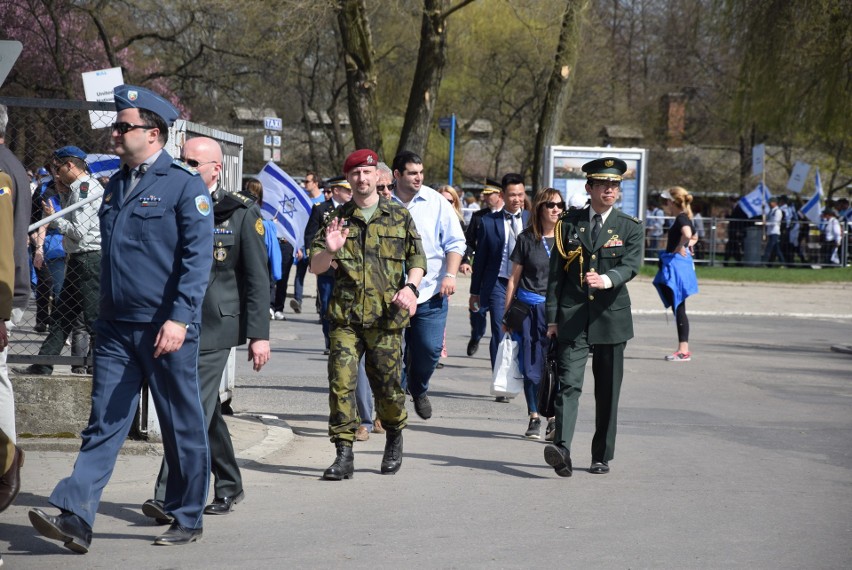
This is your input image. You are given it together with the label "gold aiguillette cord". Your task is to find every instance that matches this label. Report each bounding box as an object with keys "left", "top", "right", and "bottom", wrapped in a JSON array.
[{"left": 554, "top": 218, "right": 584, "bottom": 286}]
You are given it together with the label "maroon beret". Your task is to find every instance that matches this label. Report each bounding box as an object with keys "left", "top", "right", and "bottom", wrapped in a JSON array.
[{"left": 343, "top": 149, "right": 379, "bottom": 173}]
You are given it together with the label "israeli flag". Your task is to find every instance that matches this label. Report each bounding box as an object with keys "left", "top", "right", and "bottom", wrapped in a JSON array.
[
  {"left": 257, "top": 161, "right": 312, "bottom": 250},
  {"left": 801, "top": 168, "right": 823, "bottom": 225},
  {"left": 738, "top": 182, "right": 772, "bottom": 218},
  {"left": 86, "top": 154, "right": 120, "bottom": 178}
]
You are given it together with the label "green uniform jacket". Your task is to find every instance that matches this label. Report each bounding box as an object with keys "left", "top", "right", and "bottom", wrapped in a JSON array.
[
  {"left": 545, "top": 206, "right": 643, "bottom": 345},
  {"left": 200, "top": 190, "right": 270, "bottom": 351},
  {"left": 311, "top": 197, "right": 426, "bottom": 330}
]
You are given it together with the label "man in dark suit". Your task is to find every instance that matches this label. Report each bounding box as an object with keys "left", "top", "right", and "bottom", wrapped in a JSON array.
[
  {"left": 544, "top": 157, "right": 643, "bottom": 478},
  {"left": 304, "top": 176, "right": 352, "bottom": 354},
  {"left": 459, "top": 180, "right": 503, "bottom": 356},
  {"left": 468, "top": 173, "right": 529, "bottom": 380},
  {"left": 142, "top": 136, "right": 270, "bottom": 523}
]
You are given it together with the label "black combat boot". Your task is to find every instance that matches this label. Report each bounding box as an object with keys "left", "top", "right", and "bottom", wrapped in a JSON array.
[
  {"left": 380, "top": 429, "right": 403, "bottom": 475},
  {"left": 322, "top": 441, "right": 354, "bottom": 480}
]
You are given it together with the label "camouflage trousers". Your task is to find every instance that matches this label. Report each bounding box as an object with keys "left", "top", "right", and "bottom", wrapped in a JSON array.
[{"left": 328, "top": 323, "right": 408, "bottom": 443}]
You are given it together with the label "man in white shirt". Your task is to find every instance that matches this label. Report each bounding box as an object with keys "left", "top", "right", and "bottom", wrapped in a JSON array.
[
  {"left": 391, "top": 150, "right": 466, "bottom": 420},
  {"left": 762, "top": 196, "right": 785, "bottom": 264}
]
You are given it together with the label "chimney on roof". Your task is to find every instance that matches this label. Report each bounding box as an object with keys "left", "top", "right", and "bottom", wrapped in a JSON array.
[{"left": 660, "top": 92, "right": 688, "bottom": 148}]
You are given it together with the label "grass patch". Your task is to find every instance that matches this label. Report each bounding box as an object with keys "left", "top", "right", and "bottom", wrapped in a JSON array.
[{"left": 639, "top": 263, "right": 851, "bottom": 284}]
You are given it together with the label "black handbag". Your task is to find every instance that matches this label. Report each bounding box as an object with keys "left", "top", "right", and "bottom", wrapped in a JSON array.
[
  {"left": 501, "top": 297, "right": 531, "bottom": 332},
  {"left": 537, "top": 338, "right": 558, "bottom": 418}
]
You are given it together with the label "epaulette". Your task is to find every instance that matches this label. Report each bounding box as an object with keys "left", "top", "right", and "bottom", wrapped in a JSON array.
[
  {"left": 172, "top": 159, "right": 199, "bottom": 175},
  {"left": 221, "top": 192, "right": 249, "bottom": 209},
  {"left": 616, "top": 210, "right": 642, "bottom": 224}
]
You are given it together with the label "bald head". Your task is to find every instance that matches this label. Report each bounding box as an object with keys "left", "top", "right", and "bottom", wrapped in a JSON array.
[{"left": 182, "top": 136, "right": 223, "bottom": 190}]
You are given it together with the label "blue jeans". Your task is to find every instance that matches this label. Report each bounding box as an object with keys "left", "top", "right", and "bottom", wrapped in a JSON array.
[
  {"left": 763, "top": 234, "right": 785, "bottom": 263},
  {"left": 355, "top": 357, "right": 374, "bottom": 430},
  {"left": 293, "top": 257, "right": 309, "bottom": 303},
  {"left": 487, "top": 278, "right": 508, "bottom": 370},
  {"left": 402, "top": 294, "right": 449, "bottom": 397},
  {"left": 317, "top": 275, "right": 334, "bottom": 349}
]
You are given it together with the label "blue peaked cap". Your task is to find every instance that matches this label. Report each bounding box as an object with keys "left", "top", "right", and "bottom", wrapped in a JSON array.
[{"left": 114, "top": 84, "right": 179, "bottom": 126}]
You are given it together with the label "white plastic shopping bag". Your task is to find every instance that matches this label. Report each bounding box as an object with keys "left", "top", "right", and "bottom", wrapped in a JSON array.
[{"left": 491, "top": 336, "right": 524, "bottom": 397}]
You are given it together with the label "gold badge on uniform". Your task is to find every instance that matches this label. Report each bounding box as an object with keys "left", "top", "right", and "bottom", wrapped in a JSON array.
[
  {"left": 255, "top": 218, "right": 264, "bottom": 236},
  {"left": 605, "top": 159, "right": 614, "bottom": 167},
  {"left": 214, "top": 247, "right": 227, "bottom": 261}
]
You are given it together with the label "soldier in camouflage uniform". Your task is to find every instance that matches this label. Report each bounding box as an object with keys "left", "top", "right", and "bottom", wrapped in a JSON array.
[{"left": 311, "top": 149, "right": 425, "bottom": 480}]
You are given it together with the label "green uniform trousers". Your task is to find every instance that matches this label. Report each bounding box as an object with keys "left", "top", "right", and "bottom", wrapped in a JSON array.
[
  {"left": 554, "top": 332, "right": 625, "bottom": 463},
  {"left": 328, "top": 323, "right": 408, "bottom": 443}
]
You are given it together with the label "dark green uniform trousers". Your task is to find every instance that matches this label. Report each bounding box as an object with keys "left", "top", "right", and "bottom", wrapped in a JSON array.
[
  {"left": 155, "top": 348, "right": 241, "bottom": 501},
  {"left": 328, "top": 324, "right": 408, "bottom": 443},
  {"left": 554, "top": 332, "right": 625, "bottom": 463}
]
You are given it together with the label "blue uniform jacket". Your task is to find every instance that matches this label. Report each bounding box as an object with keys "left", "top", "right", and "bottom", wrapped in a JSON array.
[
  {"left": 98, "top": 151, "right": 214, "bottom": 324},
  {"left": 470, "top": 209, "right": 530, "bottom": 307}
]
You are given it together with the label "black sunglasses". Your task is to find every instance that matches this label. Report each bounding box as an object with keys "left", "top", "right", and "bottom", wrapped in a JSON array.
[
  {"left": 111, "top": 122, "right": 156, "bottom": 135},
  {"left": 183, "top": 158, "right": 218, "bottom": 168},
  {"left": 543, "top": 201, "right": 565, "bottom": 209},
  {"left": 376, "top": 184, "right": 393, "bottom": 192}
]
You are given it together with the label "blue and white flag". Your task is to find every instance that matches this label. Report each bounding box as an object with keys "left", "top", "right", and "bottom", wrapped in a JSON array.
[
  {"left": 738, "top": 182, "right": 772, "bottom": 218},
  {"left": 257, "top": 161, "right": 312, "bottom": 250},
  {"left": 801, "top": 168, "right": 823, "bottom": 225},
  {"left": 86, "top": 153, "right": 120, "bottom": 178}
]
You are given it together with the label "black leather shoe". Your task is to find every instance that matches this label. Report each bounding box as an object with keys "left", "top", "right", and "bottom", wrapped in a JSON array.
[
  {"left": 322, "top": 441, "right": 354, "bottom": 480},
  {"left": 153, "top": 523, "right": 202, "bottom": 546},
  {"left": 543, "top": 444, "right": 573, "bottom": 478},
  {"left": 204, "top": 490, "right": 245, "bottom": 515},
  {"left": 12, "top": 365, "right": 52, "bottom": 376},
  {"left": 0, "top": 445, "right": 24, "bottom": 513},
  {"left": 29, "top": 508, "right": 92, "bottom": 554},
  {"left": 466, "top": 338, "right": 480, "bottom": 356},
  {"left": 412, "top": 393, "right": 432, "bottom": 420},
  {"left": 589, "top": 461, "right": 610, "bottom": 474},
  {"left": 380, "top": 430, "right": 403, "bottom": 474},
  {"left": 495, "top": 396, "right": 510, "bottom": 403},
  {"left": 141, "top": 499, "right": 174, "bottom": 525}
]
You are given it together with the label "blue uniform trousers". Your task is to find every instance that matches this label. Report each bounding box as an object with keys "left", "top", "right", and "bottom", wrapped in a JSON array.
[{"left": 49, "top": 320, "right": 209, "bottom": 530}]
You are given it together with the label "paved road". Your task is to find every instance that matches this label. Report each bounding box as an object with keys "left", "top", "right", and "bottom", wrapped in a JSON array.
[{"left": 2, "top": 276, "right": 851, "bottom": 568}]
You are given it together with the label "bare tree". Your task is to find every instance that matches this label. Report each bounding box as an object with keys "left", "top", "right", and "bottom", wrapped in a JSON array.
[{"left": 531, "top": 0, "right": 589, "bottom": 191}]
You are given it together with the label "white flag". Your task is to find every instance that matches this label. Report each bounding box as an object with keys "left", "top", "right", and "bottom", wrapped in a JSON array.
[
  {"left": 752, "top": 143, "right": 765, "bottom": 176},
  {"left": 738, "top": 182, "right": 772, "bottom": 218},
  {"left": 257, "top": 161, "right": 312, "bottom": 251},
  {"left": 786, "top": 161, "right": 811, "bottom": 193},
  {"left": 800, "top": 168, "right": 823, "bottom": 225},
  {"left": 85, "top": 154, "right": 120, "bottom": 178}
]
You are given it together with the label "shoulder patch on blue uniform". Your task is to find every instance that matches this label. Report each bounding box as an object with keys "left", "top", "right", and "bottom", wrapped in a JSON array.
[
  {"left": 195, "top": 195, "right": 211, "bottom": 216},
  {"left": 172, "top": 159, "right": 199, "bottom": 175}
]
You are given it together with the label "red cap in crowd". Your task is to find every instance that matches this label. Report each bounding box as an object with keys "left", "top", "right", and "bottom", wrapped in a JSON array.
[{"left": 343, "top": 149, "right": 379, "bottom": 173}]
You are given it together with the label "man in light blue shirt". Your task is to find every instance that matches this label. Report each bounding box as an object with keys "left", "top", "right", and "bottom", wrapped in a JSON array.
[{"left": 392, "top": 151, "right": 465, "bottom": 420}]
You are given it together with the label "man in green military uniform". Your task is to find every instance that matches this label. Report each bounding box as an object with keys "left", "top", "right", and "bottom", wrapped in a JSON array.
[
  {"left": 142, "top": 136, "right": 270, "bottom": 523},
  {"left": 311, "top": 148, "right": 425, "bottom": 480},
  {"left": 544, "top": 157, "right": 643, "bottom": 477}
]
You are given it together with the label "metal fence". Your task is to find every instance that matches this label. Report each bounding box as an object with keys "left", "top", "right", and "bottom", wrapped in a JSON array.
[
  {"left": 643, "top": 217, "right": 850, "bottom": 267},
  {"left": 1, "top": 96, "right": 243, "bottom": 371}
]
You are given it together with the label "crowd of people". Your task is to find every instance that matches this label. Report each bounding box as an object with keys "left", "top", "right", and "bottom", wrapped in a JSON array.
[{"left": 0, "top": 81, "right": 847, "bottom": 561}]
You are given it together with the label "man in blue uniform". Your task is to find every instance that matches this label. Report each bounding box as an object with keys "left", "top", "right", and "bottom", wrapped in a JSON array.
[{"left": 28, "top": 84, "right": 214, "bottom": 552}]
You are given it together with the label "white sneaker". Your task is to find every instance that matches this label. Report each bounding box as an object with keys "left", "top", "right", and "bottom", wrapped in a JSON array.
[
  {"left": 664, "top": 352, "right": 691, "bottom": 362},
  {"left": 273, "top": 311, "right": 286, "bottom": 321},
  {"left": 269, "top": 308, "right": 274, "bottom": 319}
]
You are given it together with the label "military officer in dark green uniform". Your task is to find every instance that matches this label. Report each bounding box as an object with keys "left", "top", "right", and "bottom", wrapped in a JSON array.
[
  {"left": 311, "top": 149, "right": 425, "bottom": 481},
  {"left": 143, "top": 136, "right": 270, "bottom": 523},
  {"left": 544, "top": 157, "right": 643, "bottom": 477}
]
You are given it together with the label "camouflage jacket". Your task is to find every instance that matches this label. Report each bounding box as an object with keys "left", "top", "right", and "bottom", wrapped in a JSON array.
[{"left": 312, "top": 197, "right": 426, "bottom": 330}]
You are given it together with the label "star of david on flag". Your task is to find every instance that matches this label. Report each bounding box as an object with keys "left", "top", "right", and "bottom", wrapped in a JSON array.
[
  {"left": 738, "top": 182, "right": 772, "bottom": 218},
  {"left": 257, "top": 161, "right": 312, "bottom": 250}
]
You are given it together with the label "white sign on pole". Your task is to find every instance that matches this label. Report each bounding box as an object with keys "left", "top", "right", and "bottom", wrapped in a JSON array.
[
  {"left": 272, "top": 148, "right": 281, "bottom": 162},
  {"left": 82, "top": 67, "right": 124, "bottom": 129},
  {"left": 264, "top": 117, "right": 282, "bottom": 131},
  {"left": 752, "top": 143, "right": 765, "bottom": 176},
  {"left": 273, "top": 136, "right": 281, "bottom": 148},
  {"left": 785, "top": 161, "right": 811, "bottom": 193},
  {"left": 264, "top": 135, "right": 273, "bottom": 146}
]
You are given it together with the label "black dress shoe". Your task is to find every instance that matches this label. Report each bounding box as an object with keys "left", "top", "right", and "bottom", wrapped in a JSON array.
[
  {"left": 495, "top": 396, "right": 510, "bottom": 403},
  {"left": 12, "top": 365, "right": 52, "bottom": 376},
  {"left": 380, "top": 430, "right": 403, "bottom": 474},
  {"left": 322, "top": 441, "right": 354, "bottom": 480},
  {"left": 589, "top": 461, "right": 610, "bottom": 474},
  {"left": 153, "top": 523, "right": 202, "bottom": 546},
  {"left": 466, "top": 338, "right": 480, "bottom": 356},
  {"left": 204, "top": 490, "right": 245, "bottom": 515},
  {"left": 0, "top": 445, "right": 24, "bottom": 513},
  {"left": 412, "top": 393, "right": 432, "bottom": 420},
  {"left": 29, "top": 508, "right": 92, "bottom": 554},
  {"left": 141, "top": 499, "right": 174, "bottom": 525},
  {"left": 543, "top": 444, "right": 573, "bottom": 478}
]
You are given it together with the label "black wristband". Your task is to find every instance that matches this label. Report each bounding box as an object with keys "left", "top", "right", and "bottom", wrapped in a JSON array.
[{"left": 403, "top": 283, "right": 419, "bottom": 298}]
